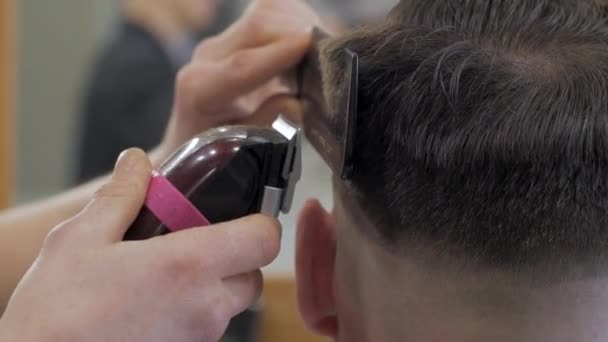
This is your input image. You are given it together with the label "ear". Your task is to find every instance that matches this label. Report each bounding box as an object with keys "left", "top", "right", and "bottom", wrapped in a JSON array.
[{"left": 295, "top": 199, "right": 338, "bottom": 338}]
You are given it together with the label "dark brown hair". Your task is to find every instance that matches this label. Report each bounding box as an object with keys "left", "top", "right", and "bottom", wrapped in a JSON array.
[{"left": 323, "top": 0, "right": 608, "bottom": 274}]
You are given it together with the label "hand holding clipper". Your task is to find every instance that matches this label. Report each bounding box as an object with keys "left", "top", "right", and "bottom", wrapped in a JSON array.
[{"left": 125, "top": 116, "right": 302, "bottom": 241}]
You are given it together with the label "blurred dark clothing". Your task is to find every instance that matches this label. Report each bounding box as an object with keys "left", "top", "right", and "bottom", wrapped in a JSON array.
[
  {"left": 75, "top": 2, "right": 241, "bottom": 184},
  {"left": 76, "top": 20, "right": 176, "bottom": 183}
]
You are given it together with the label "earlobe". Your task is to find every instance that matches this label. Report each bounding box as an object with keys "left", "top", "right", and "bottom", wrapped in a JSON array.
[{"left": 295, "top": 199, "right": 339, "bottom": 338}]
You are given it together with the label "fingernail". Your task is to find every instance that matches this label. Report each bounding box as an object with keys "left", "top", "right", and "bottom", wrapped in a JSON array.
[{"left": 114, "top": 149, "right": 140, "bottom": 175}]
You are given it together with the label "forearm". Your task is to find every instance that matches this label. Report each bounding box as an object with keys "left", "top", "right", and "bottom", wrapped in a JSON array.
[
  {"left": 0, "top": 175, "right": 106, "bottom": 307},
  {"left": 0, "top": 148, "right": 167, "bottom": 310}
]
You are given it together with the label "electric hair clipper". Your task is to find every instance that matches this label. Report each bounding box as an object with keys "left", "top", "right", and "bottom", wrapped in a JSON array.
[{"left": 124, "top": 116, "right": 302, "bottom": 240}]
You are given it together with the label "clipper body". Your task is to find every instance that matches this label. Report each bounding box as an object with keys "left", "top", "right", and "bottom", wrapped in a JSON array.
[{"left": 125, "top": 118, "right": 301, "bottom": 240}]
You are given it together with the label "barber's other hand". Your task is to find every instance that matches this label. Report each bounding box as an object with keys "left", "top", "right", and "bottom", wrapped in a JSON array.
[
  {"left": 0, "top": 149, "right": 281, "bottom": 342},
  {"left": 160, "top": 0, "right": 320, "bottom": 156}
]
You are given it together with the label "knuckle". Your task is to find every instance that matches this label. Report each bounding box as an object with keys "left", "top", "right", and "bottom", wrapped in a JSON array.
[
  {"left": 176, "top": 66, "right": 198, "bottom": 95},
  {"left": 161, "top": 247, "right": 205, "bottom": 282},
  {"left": 43, "top": 222, "right": 76, "bottom": 250},
  {"left": 194, "top": 38, "right": 217, "bottom": 59},
  {"left": 243, "top": 14, "right": 266, "bottom": 38},
  {"left": 193, "top": 38, "right": 213, "bottom": 60},
  {"left": 226, "top": 50, "right": 255, "bottom": 80},
  {"left": 176, "top": 64, "right": 215, "bottom": 105},
  {"left": 193, "top": 44, "right": 206, "bottom": 60},
  {"left": 163, "top": 251, "right": 194, "bottom": 276}
]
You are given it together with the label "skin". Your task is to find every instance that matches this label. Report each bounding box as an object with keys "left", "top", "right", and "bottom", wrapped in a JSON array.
[
  {"left": 294, "top": 182, "right": 608, "bottom": 341},
  {"left": 0, "top": 1, "right": 320, "bottom": 340}
]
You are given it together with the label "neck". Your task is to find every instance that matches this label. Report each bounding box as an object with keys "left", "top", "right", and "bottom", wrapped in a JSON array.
[
  {"left": 123, "top": 0, "right": 187, "bottom": 46},
  {"left": 344, "top": 242, "right": 608, "bottom": 341},
  {"left": 334, "top": 210, "right": 608, "bottom": 342}
]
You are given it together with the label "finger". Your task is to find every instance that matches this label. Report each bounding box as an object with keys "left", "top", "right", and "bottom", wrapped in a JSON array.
[
  {"left": 180, "top": 33, "right": 311, "bottom": 124},
  {"left": 194, "top": 13, "right": 302, "bottom": 61},
  {"left": 152, "top": 215, "right": 282, "bottom": 278},
  {"left": 196, "top": 0, "right": 319, "bottom": 60},
  {"left": 222, "top": 270, "right": 264, "bottom": 317},
  {"left": 218, "top": 33, "right": 311, "bottom": 105},
  {"left": 227, "top": 78, "right": 293, "bottom": 122},
  {"left": 239, "top": 94, "right": 304, "bottom": 127},
  {"left": 73, "top": 149, "right": 152, "bottom": 243},
  {"left": 196, "top": 34, "right": 310, "bottom": 115}
]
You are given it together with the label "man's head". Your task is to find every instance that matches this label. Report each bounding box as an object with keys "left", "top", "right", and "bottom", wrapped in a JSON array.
[{"left": 295, "top": 1, "right": 608, "bottom": 341}]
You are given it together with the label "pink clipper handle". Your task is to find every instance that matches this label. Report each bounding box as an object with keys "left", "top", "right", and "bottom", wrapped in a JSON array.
[{"left": 144, "top": 172, "right": 211, "bottom": 232}]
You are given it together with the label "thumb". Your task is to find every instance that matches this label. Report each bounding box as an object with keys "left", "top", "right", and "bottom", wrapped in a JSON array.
[{"left": 76, "top": 148, "right": 152, "bottom": 243}]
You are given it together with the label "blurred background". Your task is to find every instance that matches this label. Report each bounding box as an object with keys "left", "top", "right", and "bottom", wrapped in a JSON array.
[{"left": 2, "top": 0, "right": 396, "bottom": 341}]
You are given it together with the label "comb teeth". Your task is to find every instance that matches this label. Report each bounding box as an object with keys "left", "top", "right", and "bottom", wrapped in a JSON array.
[
  {"left": 298, "top": 28, "right": 359, "bottom": 180},
  {"left": 341, "top": 49, "right": 359, "bottom": 179}
]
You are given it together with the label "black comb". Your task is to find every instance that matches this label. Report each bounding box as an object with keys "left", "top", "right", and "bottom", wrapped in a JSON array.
[{"left": 298, "top": 28, "right": 359, "bottom": 180}]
